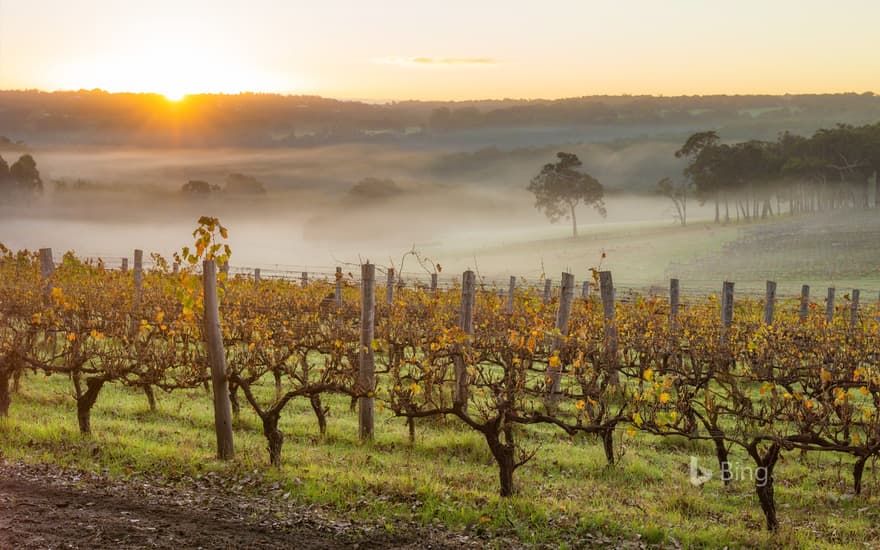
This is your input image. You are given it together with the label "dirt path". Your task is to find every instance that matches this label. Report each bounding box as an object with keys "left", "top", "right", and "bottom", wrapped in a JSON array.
[{"left": 0, "top": 461, "right": 482, "bottom": 549}]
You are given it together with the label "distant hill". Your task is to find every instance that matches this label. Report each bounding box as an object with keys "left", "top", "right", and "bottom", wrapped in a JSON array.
[{"left": 2, "top": 90, "right": 879, "bottom": 149}]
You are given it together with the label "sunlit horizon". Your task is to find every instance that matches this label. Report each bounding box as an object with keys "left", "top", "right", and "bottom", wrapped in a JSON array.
[{"left": 1, "top": 1, "right": 879, "bottom": 102}]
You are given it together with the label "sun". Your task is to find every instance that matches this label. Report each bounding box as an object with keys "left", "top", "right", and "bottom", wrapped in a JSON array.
[{"left": 162, "top": 90, "right": 187, "bottom": 102}]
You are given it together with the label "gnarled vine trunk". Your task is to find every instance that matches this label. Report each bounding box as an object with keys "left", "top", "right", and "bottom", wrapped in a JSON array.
[
  {"left": 0, "top": 367, "right": 11, "bottom": 417},
  {"left": 76, "top": 377, "right": 105, "bottom": 435},
  {"left": 262, "top": 412, "right": 284, "bottom": 467},
  {"left": 485, "top": 431, "right": 516, "bottom": 497},
  {"left": 309, "top": 393, "right": 327, "bottom": 436}
]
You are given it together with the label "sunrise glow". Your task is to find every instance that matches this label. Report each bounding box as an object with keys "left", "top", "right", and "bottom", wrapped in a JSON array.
[{"left": 0, "top": 0, "right": 877, "bottom": 100}]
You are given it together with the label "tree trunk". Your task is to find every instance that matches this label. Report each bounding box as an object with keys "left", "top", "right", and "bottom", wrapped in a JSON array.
[
  {"left": 570, "top": 202, "right": 578, "bottom": 238},
  {"left": 229, "top": 383, "right": 240, "bottom": 420},
  {"left": 76, "top": 377, "right": 105, "bottom": 435},
  {"left": 875, "top": 172, "right": 879, "bottom": 208},
  {"left": 273, "top": 368, "right": 283, "bottom": 401},
  {"left": 485, "top": 431, "right": 516, "bottom": 497},
  {"left": 756, "top": 475, "right": 777, "bottom": 531},
  {"left": 853, "top": 455, "right": 868, "bottom": 495},
  {"left": 714, "top": 194, "right": 720, "bottom": 223},
  {"left": 712, "top": 432, "right": 731, "bottom": 486},
  {"left": 407, "top": 417, "right": 416, "bottom": 444},
  {"left": 601, "top": 428, "right": 615, "bottom": 465},
  {"left": 262, "top": 412, "right": 284, "bottom": 468},
  {"left": 12, "top": 370, "right": 22, "bottom": 393},
  {"left": 309, "top": 393, "right": 327, "bottom": 436},
  {"left": 0, "top": 367, "right": 11, "bottom": 417},
  {"left": 143, "top": 385, "right": 157, "bottom": 412},
  {"left": 750, "top": 443, "right": 780, "bottom": 531}
]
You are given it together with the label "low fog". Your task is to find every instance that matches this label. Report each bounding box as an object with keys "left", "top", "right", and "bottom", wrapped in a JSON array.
[
  {"left": 2, "top": 140, "right": 877, "bottom": 294},
  {"left": 0, "top": 143, "right": 716, "bottom": 281}
]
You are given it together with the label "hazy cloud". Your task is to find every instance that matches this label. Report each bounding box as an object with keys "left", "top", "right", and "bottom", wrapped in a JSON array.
[{"left": 375, "top": 57, "right": 498, "bottom": 67}]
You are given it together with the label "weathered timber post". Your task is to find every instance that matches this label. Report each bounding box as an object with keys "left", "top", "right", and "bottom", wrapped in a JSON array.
[
  {"left": 669, "top": 278, "right": 680, "bottom": 329},
  {"left": 121, "top": 257, "right": 128, "bottom": 273},
  {"left": 507, "top": 276, "right": 516, "bottom": 314},
  {"left": 253, "top": 268, "right": 261, "bottom": 284},
  {"left": 764, "top": 280, "right": 776, "bottom": 325},
  {"left": 386, "top": 268, "right": 394, "bottom": 305},
  {"left": 582, "top": 280, "right": 590, "bottom": 299},
  {"left": 359, "top": 263, "right": 376, "bottom": 441},
  {"left": 430, "top": 273, "right": 438, "bottom": 292},
  {"left": 301, "top": 271, "right": 308, "bottom": 288},
  {"left": 543, "top": 278, "right": 552, "bottom": 304},
  {"left": 172, "top": 262, "right": 180, "bottom": 275},
  {"left": 826, "top": 287, "right": 835, "bottom": 324},
  {"left": 454, "top": 270, "right": 476, "bottom": 409},
  {"left": 203, "top": 260, "right": 235, "bottom": 460},
  {"left": 39, "top": 248, "right": 54, "bottom": 299},
  {"left": 721, "top": 281, "right": 734, "bottom": 344},
  {"left": 851, "top": 289, "right": 860, "bottom": 331},
  {"left": 599, "top": 271, "right": 619, "bottom": 385},
  {"left": 547, "top": 272, "right": 575, "bottom": 399},
  {"left": 131, "top": 250, "right": 144, "bottom": 334},
  {"left": 335, "top": 267, "right": 343, "bottom": 304},
  {"left": 799, "top": 285, "right": 810, "bottom": 321},
  {"left": 133, "top": 249, "right": 156, "bottom": 411}
]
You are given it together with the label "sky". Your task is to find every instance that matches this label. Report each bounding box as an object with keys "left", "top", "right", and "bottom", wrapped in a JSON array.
[{"left": 0, "top": 0, "right": 878, "bottom": 101}]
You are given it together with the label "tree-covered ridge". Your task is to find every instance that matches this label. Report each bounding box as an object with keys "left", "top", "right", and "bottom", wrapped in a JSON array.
[
  {"left": 2, "top": 89, "right": 880, "bottom": 147},
  {"left": 675, "top": 123, "right": 880, "bottom": 223}
]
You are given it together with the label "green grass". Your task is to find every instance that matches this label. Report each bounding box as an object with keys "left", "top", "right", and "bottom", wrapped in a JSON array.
[{"left": 3, "top": 374, "right": 880, "bottom": 548}]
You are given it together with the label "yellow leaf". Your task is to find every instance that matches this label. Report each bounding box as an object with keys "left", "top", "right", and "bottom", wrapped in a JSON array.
[
  {"left": 632, "top": 412, "right": 643, "bottom": 427},
  {"left": 576, "top": 399, "right": 585, "bottom": 410},
  {"left": 549, "top": 355, "right": 561, "bottom": 368},
  {"left": 659, "top": 392, "right": 670, "bottom": 404},
  {"left": 643, "top": 369, "right": 653, "bottom": 381}
]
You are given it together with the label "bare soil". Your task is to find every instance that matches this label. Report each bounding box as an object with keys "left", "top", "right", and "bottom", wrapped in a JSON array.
[{"left": 0, "top": 460, "right": 484, "bottom": 549}]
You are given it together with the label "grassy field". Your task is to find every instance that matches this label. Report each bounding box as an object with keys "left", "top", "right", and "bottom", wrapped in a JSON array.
[
  {"left": 3, "top": 374, "right": 879, "bottom": 548},
  {"left": 443, "top": 209, "right": 880, "bottom": 298}
]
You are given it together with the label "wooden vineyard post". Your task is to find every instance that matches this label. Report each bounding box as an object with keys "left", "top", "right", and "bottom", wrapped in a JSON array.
[
  {"left": 134, "top": 249, "right": 156, "bottom": 411},
  {"left": 39, "top": 248, "right": 54, "bottom": 299},
  {"left": 507, "top": 276, "right": 516, "bottom": 314},
  {"left": 172, "top": 262, "right": 179, "bottom": 275},
  {"left": 359, "top": 263, "right": 376, "bottom": 441},
  {"left": 121, "top": 257, "right": 128, "bottom": 273},
  {"left": 547, "top": 272, "right": 575, "bottom": 400},
  {"left": 851, "top": 289, "right": 860, "bottom": 331},
  {"left": 220, "top": 262, "right": 229, "bottom": 277},
  {"left": 386, "top": 268, "right": 394, "bottom": 305},
  {"left": 203, "top": 260, "right": 235, "bottom": 460},
  {"left": 335, "top": 267, "right": 343, "bottom": 304},
  {"left": 599, "top": 271, "right": 619, "bottom": 385},
  {"left": 430, "top": 273, "right": 438, "bottom": 292},
  {"left": 582, "top": 280, "right": 590, "bottom": 299},
  {"left": 721, "top": 281, "right": 734, "bottom": 344},
  {"left": 130, "top": 249, "right": 144, "bottom": 335},
  {"left": 254, "top": 268, "right": 261, "bottom": 284},
  {"left": 764, "top": 280, "right": 776, "bottom": 325},
  {"left": 799, "top": 285, "right": 810, "bottom": 321},
  {"left": 543, "top": 278, "right": 552, "bottom": 304},
  {"left": 454, "top": 270, "right": 476, "bottom": 409},
  {"left": 669, "top": 278, "right": 680, "bottom": 330},
  {"left": 826, "top": 287, "right": 835, "bottom": 324},
  {"left": 301, "top": 271, "right": 308, "bottom": 288}
]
